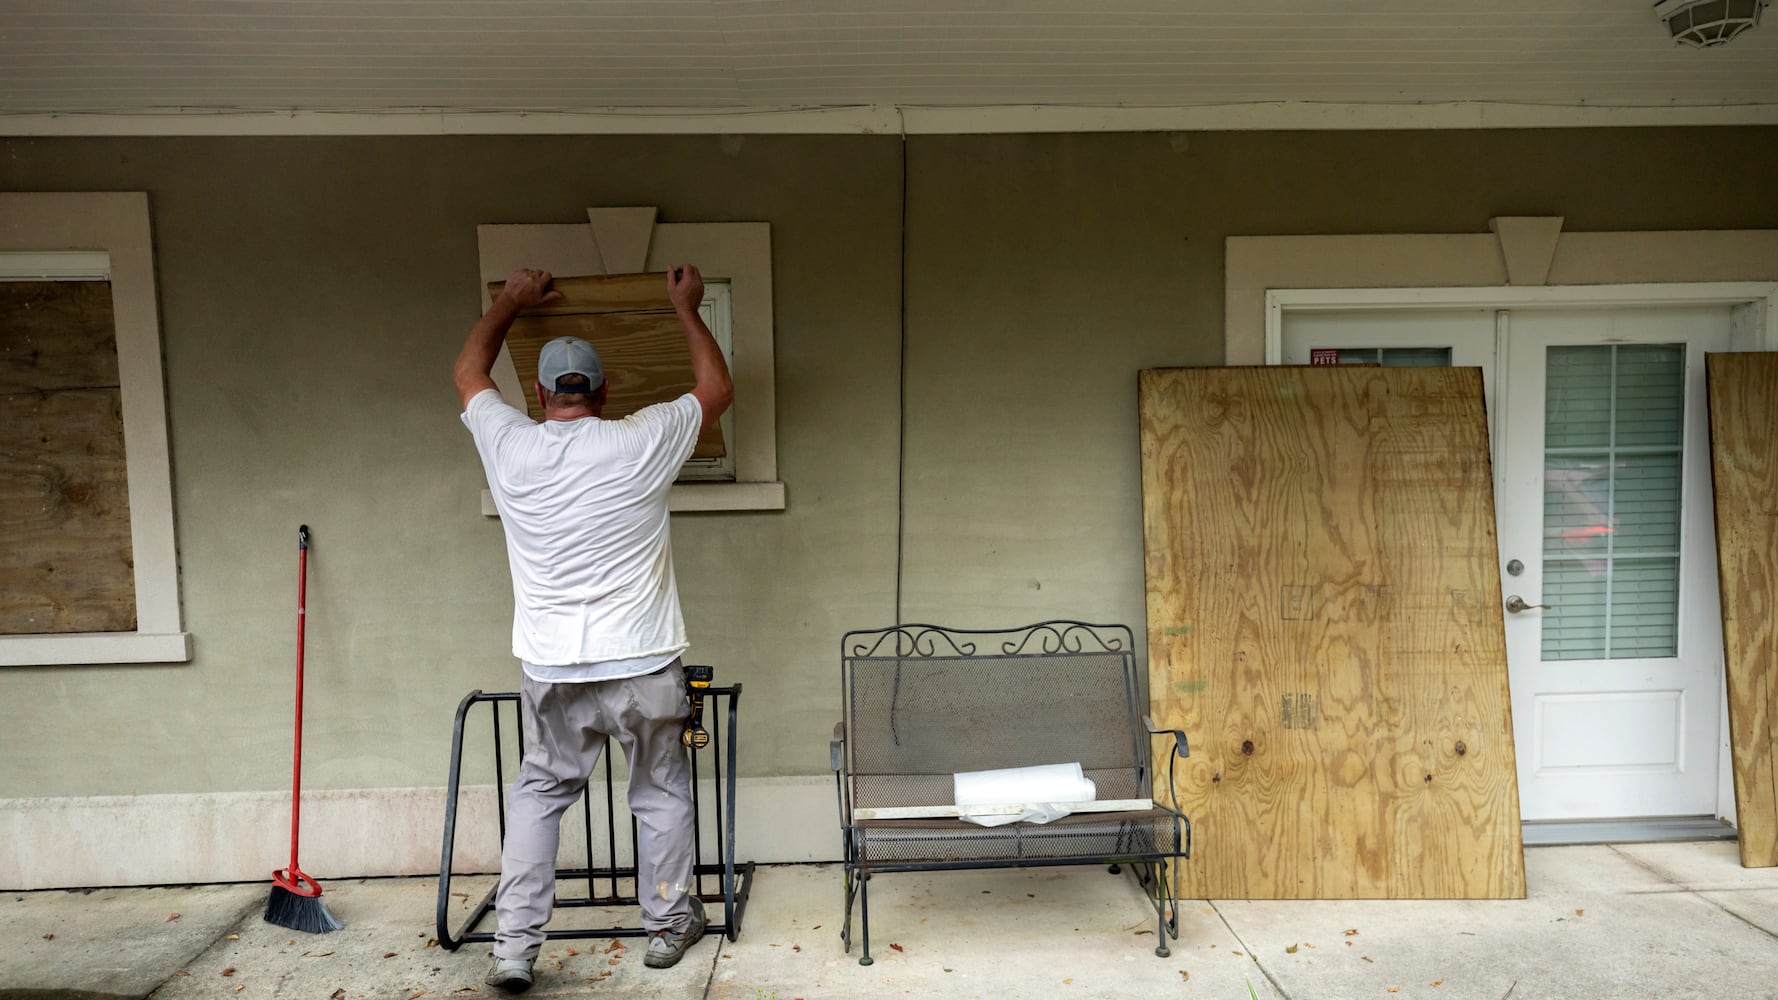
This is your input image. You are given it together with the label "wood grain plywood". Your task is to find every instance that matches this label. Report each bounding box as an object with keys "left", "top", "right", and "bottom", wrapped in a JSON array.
[
  {"left": 1140, "top": 365, "right": 1523, "bottom": 899},
  {"left": 489, "top": 272, "right": 724, "bottom": 460},
  {"left": 0, "top": 389, "right": 135, "bottom": 635},
  {"left": 0, "top": 281, "right": 119, "bottom": 394},
  {"left": 1707, "top": 352, "right": 1778, "bottom": 869}
]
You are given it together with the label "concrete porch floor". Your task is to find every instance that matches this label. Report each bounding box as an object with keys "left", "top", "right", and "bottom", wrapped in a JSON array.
[{"left": 3, "top": 840, "right": 1776, "bottom": 1000}]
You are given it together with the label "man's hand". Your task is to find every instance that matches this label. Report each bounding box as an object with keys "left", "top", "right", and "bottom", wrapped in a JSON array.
[
  {"left": 667, "top": 264, "right": 704, "bottom": 314},
  {"left": 456, "top": 267, "right": 561, "bottom": 409},
  {"left": 498, "top": 268, "right": 563, "bottom": 310}
]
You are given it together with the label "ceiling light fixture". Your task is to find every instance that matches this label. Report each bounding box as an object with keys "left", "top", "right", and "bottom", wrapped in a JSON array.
[{"left": 1654, "top": 0, "right": 1767, "bottom": 46}]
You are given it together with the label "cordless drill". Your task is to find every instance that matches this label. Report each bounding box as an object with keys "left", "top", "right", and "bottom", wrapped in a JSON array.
[{"left": 683, "top": 665, "right": 713, "bottom": 749}]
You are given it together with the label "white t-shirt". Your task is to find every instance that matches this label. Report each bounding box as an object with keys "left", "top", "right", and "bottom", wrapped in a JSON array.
[{"left": 461, "top": 389, "right": 702, "bottom": 676}]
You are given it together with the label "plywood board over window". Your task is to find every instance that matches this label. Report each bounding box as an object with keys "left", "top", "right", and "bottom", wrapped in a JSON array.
[
  {"left": 0, "top": 280, "right": 135, "bottom": 634},
  {"left": 487, "top": 272, "right": 726, "bottom": 462},
  {"left": 476, "top": 207, "right": 782, "bottom": 512},
  {"left": 1707, "top": 352, "right": 1778, "bottom": 869},
  {"left": 1140, "top": 365, "right": 1524, "bottom": 899},
  {"left": 1, "top": 193, "right": 189, "bottom": 666}
]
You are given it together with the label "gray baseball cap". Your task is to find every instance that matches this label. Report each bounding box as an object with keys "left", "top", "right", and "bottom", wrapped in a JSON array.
[{"left": 537, "top": 336, "right": 605, "bottom": 393}]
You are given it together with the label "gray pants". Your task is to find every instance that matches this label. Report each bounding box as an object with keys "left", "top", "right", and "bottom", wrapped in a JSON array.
[{"left": 494, "top": 661, "right": 696, "bottom": 960}]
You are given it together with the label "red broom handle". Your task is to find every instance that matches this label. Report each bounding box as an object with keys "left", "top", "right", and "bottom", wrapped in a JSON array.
[{"left": 290, "top": 524, "right": 309, "bottom": 871}]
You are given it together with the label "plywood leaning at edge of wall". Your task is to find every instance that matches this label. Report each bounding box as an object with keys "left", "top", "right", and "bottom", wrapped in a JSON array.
[
  {"left": 1707, "top": 352, "right": 1778, "bottom": 869},
  {"left": 1139, "top": 365, "right": 1525, "bottom": 899},
  {"left": 487, "top": 271, "right": 725, "bottom": 460}
]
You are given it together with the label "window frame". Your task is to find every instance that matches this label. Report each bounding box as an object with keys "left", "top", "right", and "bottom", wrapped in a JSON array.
[
  {"left": 475, "top": 212, "right": 784, "bottom": 512},
  {"left": 0, "top": 194, "right": 191, "bottom": 666}
]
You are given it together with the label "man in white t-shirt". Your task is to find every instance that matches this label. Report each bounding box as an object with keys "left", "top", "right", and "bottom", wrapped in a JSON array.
[{"left": 454, "top": 265, "right": 733, "bottom": 993}]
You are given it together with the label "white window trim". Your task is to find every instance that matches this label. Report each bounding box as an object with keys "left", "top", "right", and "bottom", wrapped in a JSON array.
[
  {"left": 1228, "top": 221, "right": 1778, "bottom": 365},
  {"left": 0, "top": 194, "right": 191, "bottom": 666},
  {"left": 1264, "top": 283, "right": 1778, "bottom": 362},
  {"left": 475, "top": 212, "right": 783, "bottom": 512}
]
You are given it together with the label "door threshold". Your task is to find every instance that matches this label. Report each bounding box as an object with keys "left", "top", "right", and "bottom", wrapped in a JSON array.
[{"left": 1522, "top": 816, "right": 1737, "bottom": 846}]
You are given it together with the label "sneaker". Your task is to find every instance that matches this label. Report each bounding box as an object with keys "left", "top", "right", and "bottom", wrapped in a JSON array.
[
  {"left": 644, "top": 897, "right": 707, "bottom": 969},
  {"left": 485, "top": 956, "right": 534, "bottom": 994}
]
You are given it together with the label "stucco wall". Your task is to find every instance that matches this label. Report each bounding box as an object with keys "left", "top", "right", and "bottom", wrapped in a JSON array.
[
  {"left": 0, "top": 134, "right": 904, "bottom": 800},
  {"left": 2, "top": 128, "right": 1776, "bottom": 881}
]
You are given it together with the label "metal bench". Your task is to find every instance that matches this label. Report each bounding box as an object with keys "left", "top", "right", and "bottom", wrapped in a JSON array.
[{"left": 830, "top": 621, "right": 1191, "bottom": 965}]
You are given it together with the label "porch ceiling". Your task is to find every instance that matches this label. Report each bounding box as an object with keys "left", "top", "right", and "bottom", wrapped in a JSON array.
[{"left": 3, "top": 1, "right": 1777, "bottom": 122}]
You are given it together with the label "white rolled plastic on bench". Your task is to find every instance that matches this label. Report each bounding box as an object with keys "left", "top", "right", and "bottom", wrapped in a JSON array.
[
  {"left": 850, "top": 763, "right": 1157, "bottom": 826},
  {"left": 954, "top": 763, "right": 1093, "bottom": 827}
]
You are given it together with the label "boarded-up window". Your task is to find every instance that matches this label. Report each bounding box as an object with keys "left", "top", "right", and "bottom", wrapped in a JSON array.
[
  {"left": 488, "top": 272, "right": 734, "bottom": 481},
  {"left": 0, "top": 280, "right": 136, "bottom": 635}
]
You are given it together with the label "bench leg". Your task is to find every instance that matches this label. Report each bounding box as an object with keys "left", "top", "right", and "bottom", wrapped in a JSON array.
[
  {"left": 1153, "top": 859, "right": 1175, "bottom": 957},
  {"left": 1154, "top": 887, "right": 1170, "bottom": 958},
  {"left": 841, "top": 870, "right": 854, "bottom": 953},
  {"left": 857, "top": 873, "right": 874, "bottom": 966}
]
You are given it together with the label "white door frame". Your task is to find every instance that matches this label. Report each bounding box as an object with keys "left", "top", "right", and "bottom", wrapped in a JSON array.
[
  {"left": 1267, "top": 282, "right": 1778, "bottom": 355},
  {"left": 1266, "top": 280, "right": 1778, "bottom": 829}
]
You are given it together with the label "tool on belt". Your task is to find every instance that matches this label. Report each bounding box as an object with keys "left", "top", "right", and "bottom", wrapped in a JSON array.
[{"left": 683, "top": 664, "right": 714, "bottom": 748}]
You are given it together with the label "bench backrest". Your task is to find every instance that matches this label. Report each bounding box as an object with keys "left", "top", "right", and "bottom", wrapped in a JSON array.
[{"left": 840, "top": 622, "right": 1146, "bottom": 811}]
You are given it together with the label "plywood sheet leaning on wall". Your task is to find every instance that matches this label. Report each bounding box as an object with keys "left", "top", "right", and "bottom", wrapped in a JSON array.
[
  {"left": 1707, "top": 352, "right": 1778, "bottom": 869},
  {"left": 487, "top": 272, "right": 725, "bottom": 460},
  {"left": 1139, "top": 365, "right": 1524, "bottom": 899},
  {"left": 0, "top": 280, "right": 135, "bottom": 635}
]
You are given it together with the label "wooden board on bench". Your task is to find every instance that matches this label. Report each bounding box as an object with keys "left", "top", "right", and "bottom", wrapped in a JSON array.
[{"left": 853, "top": 798, "right": 1155, "bottom": 821}]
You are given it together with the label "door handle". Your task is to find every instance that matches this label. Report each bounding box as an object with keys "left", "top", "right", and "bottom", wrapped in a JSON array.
[{"left": 1505, "top": 595, "right": 1552, "bottom": 614}]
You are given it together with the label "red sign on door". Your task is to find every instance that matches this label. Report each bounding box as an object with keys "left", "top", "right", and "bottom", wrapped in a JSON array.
[{"left": 1309, "top": 348, "right": 1340, "bottom": 366}]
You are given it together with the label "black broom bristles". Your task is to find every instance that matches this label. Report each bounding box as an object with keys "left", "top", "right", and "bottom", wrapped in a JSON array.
[{"left": 264, "top": 883, "right": 345, "bottom": 934}]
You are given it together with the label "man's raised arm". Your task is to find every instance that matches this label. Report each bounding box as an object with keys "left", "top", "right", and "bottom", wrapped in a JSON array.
[
  {"left": 453, "top": 268, "right": 562, "bottom": 410},
  {"left": 667, "top": 264, "right": 734, "bottom": 433}
]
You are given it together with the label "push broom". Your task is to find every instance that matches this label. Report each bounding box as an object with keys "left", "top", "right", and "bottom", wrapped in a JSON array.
[{"left": 265, "top": 524, "right": 344, "bottom": 933}]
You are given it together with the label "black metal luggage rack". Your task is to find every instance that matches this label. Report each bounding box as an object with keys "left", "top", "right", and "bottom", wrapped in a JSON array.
[{"left": 435, "top": 674, "right": 753, "bottom": 949}]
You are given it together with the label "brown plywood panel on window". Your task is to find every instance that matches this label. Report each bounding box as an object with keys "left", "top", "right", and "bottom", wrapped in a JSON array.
[
  {"left": 489, "top": 271, "right": 724, "bottom": 460},
  {"left": 1707, "top": 352, "right": 1778, "bottom": 869},
  {"left": 1140, "top": 365, "right": 1523, "bottom": 899},
  {"left": 0, "top": 281, "right": 120, "bottom": 394},
  {"left": 0, "top": 388, "right": 135, "bottom": 635}
]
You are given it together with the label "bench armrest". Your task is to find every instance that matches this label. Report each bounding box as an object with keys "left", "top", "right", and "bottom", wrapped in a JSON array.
[
  {"left": 830, "top": 721, "right": 846, "bottom": 772},
  {"left": 1144, "top": 715, "right": 1190, "bottom": 758}
]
